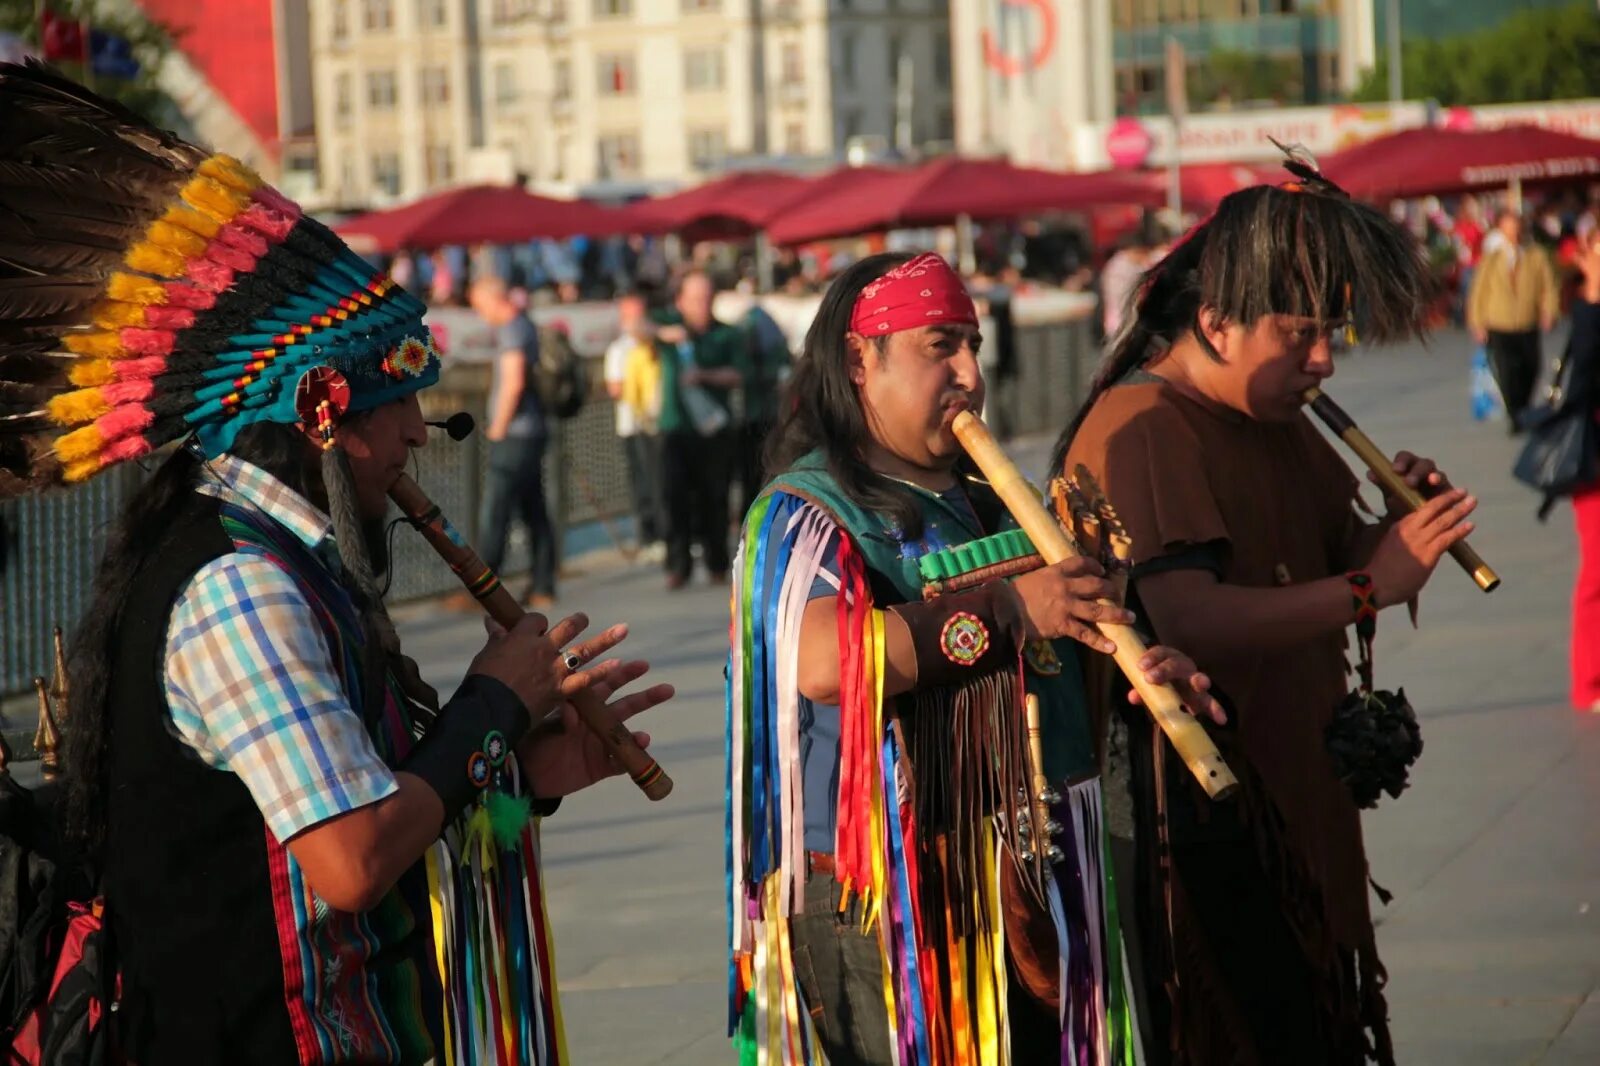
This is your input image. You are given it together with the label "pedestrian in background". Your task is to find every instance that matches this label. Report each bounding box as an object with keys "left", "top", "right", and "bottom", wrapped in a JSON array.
[
  {"left": 1469, "top": 209, "right": 1561, "bottom": 431},
  {"left": 467, "top": 275, "right": 557, "bottom": 608},
  {"left": 604, "top": 291, "right": 665, "bottom": 557},
  {"left": 656, "top": 270, "right": 744, "bottom": 589},
  {"left": 1553, "top": 233, "right": 1600, "bottom": 711},
  {"left": 735, "top": 302, "right": 791, "bottom": 516}
]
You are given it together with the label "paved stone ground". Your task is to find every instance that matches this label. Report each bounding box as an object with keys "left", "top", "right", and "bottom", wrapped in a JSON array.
[{"left": 4, "top": 326, "right": 1566, "bottom": 1063}]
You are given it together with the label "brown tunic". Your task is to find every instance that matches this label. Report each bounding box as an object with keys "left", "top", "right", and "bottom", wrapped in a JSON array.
[{"left": 1066, "top": 377, "right": 1390, "bottom": 1064}]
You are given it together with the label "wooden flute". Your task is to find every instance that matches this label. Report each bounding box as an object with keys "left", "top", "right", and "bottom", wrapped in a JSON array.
[
  {"left": 1303, "top": 387, "right": 1500, "bottom": 594},
  {"left": 388, "top": 473, "right": 673, "bottom": 801},
  {"left": 951, "top": 412, "right": 1238, "bottom": 801}
]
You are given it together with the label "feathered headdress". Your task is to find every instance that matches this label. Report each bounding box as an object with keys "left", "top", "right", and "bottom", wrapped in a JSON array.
[{"left": 0, "top": 60, "right": 440, "bottom": 498}]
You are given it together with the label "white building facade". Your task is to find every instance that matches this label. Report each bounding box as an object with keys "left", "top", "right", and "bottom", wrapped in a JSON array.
[{"left": 310, "top": 0, "right": 954, "bottom": 208}]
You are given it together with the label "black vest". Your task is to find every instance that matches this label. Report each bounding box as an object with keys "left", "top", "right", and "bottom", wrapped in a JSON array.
[{"left": 102, "top": 497, "right": 300, "bottom": 1065}]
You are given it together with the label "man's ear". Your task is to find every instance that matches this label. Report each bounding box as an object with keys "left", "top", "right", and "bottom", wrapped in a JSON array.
[
  {"left": 845, "top": 332, "right": 870, "bottom": 385},
  {"left": 1196, "top": 306, "right": 1231, "bottom": 359}
]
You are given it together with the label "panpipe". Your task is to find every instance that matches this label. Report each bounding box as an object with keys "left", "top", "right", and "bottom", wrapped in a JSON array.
[
  {"left": 389, "top": 473, "right": 673, "bottom": 801},
  {"left": 951, "top": 410, "right": 1238, "bottom": 800}
]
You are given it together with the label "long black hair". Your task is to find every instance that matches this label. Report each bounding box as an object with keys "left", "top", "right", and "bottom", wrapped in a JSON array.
[
  {"left": 1052, "top": 181, "right": 1436, "bottom": 472},
  {"left": 63, "top": 422, "right": 313, "bottom": 852},
  {"left": 764, "top": 251, "right": 942, "bottom": 539}
]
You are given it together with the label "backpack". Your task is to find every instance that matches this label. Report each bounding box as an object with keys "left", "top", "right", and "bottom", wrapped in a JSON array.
[{"left": 532, "top": 324, "right": 587, "bottom": 420}]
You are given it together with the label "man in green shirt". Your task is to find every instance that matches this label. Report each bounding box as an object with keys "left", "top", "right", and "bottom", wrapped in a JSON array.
[{"left": 656, "top": 269, "right": 747, "bottom": 588}]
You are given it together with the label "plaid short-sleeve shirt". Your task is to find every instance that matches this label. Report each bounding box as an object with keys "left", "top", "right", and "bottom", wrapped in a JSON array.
[{"left": 164, "top": 455, "right": 398, "bottom": 843}]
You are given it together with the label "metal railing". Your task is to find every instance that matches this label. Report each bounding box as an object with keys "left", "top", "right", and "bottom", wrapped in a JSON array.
[{"left": 0, "top": 318, "right": 1096, "bottom": 698}]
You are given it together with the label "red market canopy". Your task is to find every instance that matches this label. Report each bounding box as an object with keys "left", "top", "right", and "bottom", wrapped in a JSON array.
[
  {"left": 765, "top": 157, "right": 1163, "bottom": 246},
  {"left": 621, "top": 171, "right": 814, "bottom": 239},
  {"left": 1318, "top": 125, "right": 1600, "bottom": 201},
  {"left": 1139, "top": 162, "right": 1278, "bottom": 209},
  {"left": 335, "top": 184, "right": 630, "bottom": 254}
]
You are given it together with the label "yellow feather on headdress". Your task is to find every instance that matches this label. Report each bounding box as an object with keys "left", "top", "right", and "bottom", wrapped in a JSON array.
[
  {"left": 124, "top": 242, "right": 187, "bottom": 278},
  {"left": 63, "top": 333, "right": 127, "bottom": 359},
  {"left": 106, "top": 273, "right": 168, "bottom": 306},
  {"left": 47, "top": 388, "right": 111, "bottom": 426},
  {"left": 54, "top": 424, "right": 105, "bottom": 464},
  {"left": 198, "top": 154, "right": 263, "bottom": 194},
  {"left": 61, "top": 457, "right": 104, "bottom": 484},
  {"left": 68, "top": 360, "right": 117, "bottom": 387},
  {"left": 145, "top": 221, "right": 209, "bottom": 259},
  {"left": 160, "top": 204, "right": 222, "bottom": 240},
  {"left": 181, "top": 176, "right": 251, "bottom": 224},
  {"left": 91, "top": 301, "right": 147, "bottom": 330}
]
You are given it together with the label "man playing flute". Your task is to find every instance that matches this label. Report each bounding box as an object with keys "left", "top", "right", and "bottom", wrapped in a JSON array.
[
  {"left": 0, "top": 64, "right": 670, "bottom": 1064},
  {"left": 1057, "top": 170, "right": 1477, "bottom": 1065},
  {"left": 726, "top": 252, "right": 1223, "bottom": 1065}
]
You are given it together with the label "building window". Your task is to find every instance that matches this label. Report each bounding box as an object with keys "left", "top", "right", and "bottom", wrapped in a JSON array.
[
  {"left": 371, "top": 151, "right": 401, "bottom": 196},
  {"left": 934, "top": 29, "right": 950, "bottom": 89},
  {"left": 335, "top": 73, "right": 353, "bottom": 127},
  {"left": 837, "top": 33, "right": 855, "bottom": 90},
  {"left": 688, "top": 127, "right": 727, "bottom": 170},
  {"left": 781, "top": 42, "right": 802, "bottom": 85},
  {"left": 491, "top": 0, "right": 532, "bottom": 23},
  {"left": 425, "top": 144, "right": 453, "bottom": 183},
  {"left": 554, "top": 58, "right": 573, "bottom": 100},
  {"left": 418, "top": 0, "right": 448, "bottom": 26},
  {"left": 597, "top": 132, "right": 641, "bottom": 178},
  {"left": 332, "top": 0, "right": 350, "bottom": 41},
  {"left": 364, "top": 0, "right": 393, "bottom": 31},
  {"left": 784, "top": 121, "right": 804, "bottom": 155},
  {"left": 886, "top": 32, "right": 902, "bottom": 75},
  {"left": 494, "top": 63, "right": 519, "bottom": 105},
  {"left": 684, "top": 47, "right": 725, "bottom": 91},
  {"left": 682, "top": 0, "right": 719, "bottom": 10},
  {"left": 597, "top": 53, "right": 636, "bottom": 95},
  {"left": 367, "top": 70, "right": 398, "bottom": 109},
  {"left": 593, "top": 0, "right": 632, "bottom": 16},
  {"left": 421, "top": 66, "right": 451, "bottom": 105}
]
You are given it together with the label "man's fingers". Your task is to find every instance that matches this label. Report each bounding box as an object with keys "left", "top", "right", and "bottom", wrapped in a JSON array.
[
  {"left": 560, "top": 623, "right": 629, "bottom": 671},
  {"left": 1064, "top": 621, "right": 1116, "bottom": 655},
  {"left": 1054, "top": 556, "right": 1106, "bottom": 578},
  {"left": 544, "top": 612, "right": 592, "bottom": 650},
  {"left": 605, "top": 682, "right": 675, "bottom": 723},
  {"left": 1070, "top": 597, "right": 1135, "bottom": 626},
  {"left": 558, "top": 657, "right": 625, "bottom": 697}
]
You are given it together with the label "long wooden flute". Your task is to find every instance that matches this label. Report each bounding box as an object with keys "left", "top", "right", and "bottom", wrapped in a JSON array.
[
  {"left": 951, "top": 412, "right": 1238, "bottom": 801},
  {"left": 1303, "top": 387, "right": 1500, "bottom": 593},
  {"left": 388, "top": 473, "right": 673, "bottom": 801}
]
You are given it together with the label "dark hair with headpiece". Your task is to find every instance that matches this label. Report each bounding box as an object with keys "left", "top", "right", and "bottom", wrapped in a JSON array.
[
  {"left": 764, "top": 251, "right": 940, "bottom": 538},
  {"left": 1052, "top": 163, "right": 1435, "bottom": 471}
]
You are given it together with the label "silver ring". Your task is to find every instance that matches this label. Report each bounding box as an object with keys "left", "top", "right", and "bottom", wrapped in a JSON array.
[{"left": 563, "top": 652, "right": 583, "bottom": 673}]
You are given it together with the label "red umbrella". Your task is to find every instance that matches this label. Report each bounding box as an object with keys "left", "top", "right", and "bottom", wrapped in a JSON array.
[
  {"left": 335, "top": 184, "right": 630, "bottom": 253},
  {"left": 1318, "top": 125, "right": 1600, "bottom": 201},
  {"left": 622, "top": 171, "right": 814, "bottom": 239},
  {"left": 1136, "top": 162, "right": 1277, "bottom": 209},
  {"left": 765, "top": 157, "right": 1162, "bottom": 246}
]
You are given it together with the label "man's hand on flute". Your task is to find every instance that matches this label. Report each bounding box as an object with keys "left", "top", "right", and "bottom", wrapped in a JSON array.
[{"left": 472, "top": 611, "right": 675, "bottom": 798}]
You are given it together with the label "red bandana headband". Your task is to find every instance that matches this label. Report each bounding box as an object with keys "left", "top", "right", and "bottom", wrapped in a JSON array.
[{"left": 850, "top": 253, "right": 978, "bottom": 337}]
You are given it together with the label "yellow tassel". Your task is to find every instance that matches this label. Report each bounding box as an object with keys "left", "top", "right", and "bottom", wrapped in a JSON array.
[
  {"left": 161, "top": 204, "right": 222, "bottom": 240},
  {"left": 47, "top": 388, "right": 111, "bottom": 426},
  {"left": 91, "top": 301, "right": 147, "bottom": 330},
  {"left": 68, "top": 360, "right": 116, "bottom": 387},
  {"left": 63, "top": 333, "right": 126, "bottom": 359},
  {"left": 181, "top": 176, "right": 251, "bottom": 224},
  {"left": 124, "top": 242, "right": 187, "bottom": 278},
  {"left": 54, "top": 424, "right": 105, "bottom": 463},
  {"left": 61, "top": 456, "right": 103, "bottom": 483},
  {"left": 198, "top": 154, "right": 263, "bottom": 193},
  {"left": 145, "top": 221, "right": 208, "bottom": 259},
  {"left": 106, "top": 273, "right": 167, "bottom": 305}
]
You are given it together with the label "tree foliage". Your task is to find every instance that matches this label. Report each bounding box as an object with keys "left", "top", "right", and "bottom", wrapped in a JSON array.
[
  {"left": 1353, "top": 2, "right": 1600, "bottom": 106},
  {"left": 0, "top": 0, "right": 184, "bottom": 128},
  {"left": 1189, "top": 49, "right": 1305, "bottom": 110}
]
